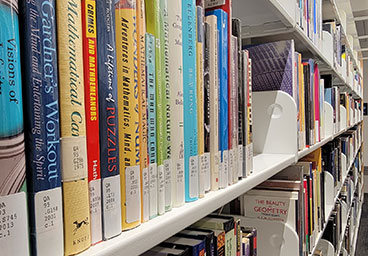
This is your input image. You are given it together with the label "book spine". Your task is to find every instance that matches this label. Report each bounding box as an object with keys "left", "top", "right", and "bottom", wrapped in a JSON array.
[
  {"left": 160, "top": 0, "right": 172, "bottom": 212},
  {"left": 115, "top": 0, "right": 141, "bottom": 230},
  {"left": 183, "top": 0, "right": 199, "bottom": 202},
  {"left": 82, "top": 0, "right": 102, "bottom": 244},
  {"left": 96, "top": 0, "right": 122, "bottom": 240},
  {"left": 20, "top": 0, "right": 63, "bottom": 254},
  {"left": 231, "top": 35, "right": 239, "bottom": 184},
  {"left": 56, "top": 0, "right": 91, "bottom": 253},
  {"left": 146, "top": 33, "right": 158, "bottom": 219},
  {"left": 137, "top": 0, "right": 149, "bottom": 223},
  {"left": 206, "top": 15, "right": 219, "bottom": 191},
  {"left": 246, "top": 57, "right": 253, "bottom": 175},
  {"left": 197, "top": 5, "right": 205, "bottom": 198},
  {"left": 168, "top": 0, "right": 185, "bottom": 207},
  {"left": 203, "top": 21, "right": 211, "bottom": 192},
  {"left": 0, "top": 1, "right": 29, "bottom": 255},
  {"left": 145, "top": 0, "right": 165, "bottom": 215}
]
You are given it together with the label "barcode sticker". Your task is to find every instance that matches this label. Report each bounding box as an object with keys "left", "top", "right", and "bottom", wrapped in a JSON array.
[{"left": 125, "top": 165, "right": 141, "bottom": 223}]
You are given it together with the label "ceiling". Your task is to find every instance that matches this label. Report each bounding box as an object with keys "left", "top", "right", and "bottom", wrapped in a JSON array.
[{"left": 351, "top": 0, "right": 368, "bottom": 58}]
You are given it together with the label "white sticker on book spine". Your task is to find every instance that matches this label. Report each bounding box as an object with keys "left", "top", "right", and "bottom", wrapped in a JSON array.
[
  {"left": 149, "top": 163, "right": 158, "bottom": 218},
  {"left": 228, "top": 149, "right": 234, "bottom": 185},
  {"left": 0, "top": 192, "right": 29, "bottom": 256},
  {"left": 89, "top": 179, "right": 102, "bottom": 244},
  {"left": 35, "top": 187, "right": 63, "bottom": 255},
  {"left": 164, "top": 159, "right": 172, "bottom": 210},
  {"left": 238, "top": 145, "right": 243, "bottom": 178},
  {"left": 142, "top": 167, "right": 149, "bottom": 222},
  {"left": 157, "top": 164, "right": 165, "bottom": 215},
  {"left": 233, "top": 147, "right": 238, "bottom": 183},
  {"left": 203, "top": 152, "right": 210, "bottom": 191},
  {"left": 223, "top": 150, "right": 229, "bottom": 188},
  {"left": 102, "top": 175, "right": 122, "bottom": 239},
  {"left": 189, "top": 155, "right": 199, "bottom": 198},
  {"left": 199, "top": 154, "right": 205, "bottom": 196},
  {"left": 125, "top": 165, "right": 141, "bottom": 223},
  {"left": 175, "top": 159, "right": 185, "bottom": 206}
]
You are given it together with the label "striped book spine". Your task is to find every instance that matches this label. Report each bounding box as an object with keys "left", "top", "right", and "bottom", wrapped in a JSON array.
[
  {"left": 96, "top": 0, "right": 122, "bottom": 240},
  {"left": 0, "top": 1, "right": 29, "bottom": 255},
  {"left": 183, "top": 0, "right": 199, "bottom": 202},
  {"left": 146, "top": 0, "right": 165, "bottom": 215},
  {"left": 20, "top": 0, "right": 63, "bottom": 254},
  {"left": 146, "top": 33, "right": 158, "bottom": 219},
  {"left": 137, "top": 0, "right": 149, "bottom": 222},
  {"left": 82, "top": 0, "right": 102, "bottom": 244},
  {"left": 168, "top": 0, "right": 185, "bottom": 207},
  {"left": 115, "top": 0, "right": 141, "bottom": 230},
  {"left": 56, "top": 0, "right": 91, "bottom": 254}
]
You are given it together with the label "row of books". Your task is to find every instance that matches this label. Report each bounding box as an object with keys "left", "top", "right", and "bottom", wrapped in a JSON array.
[
  {"left": 1, "top": 0, "right": 256, "bottom": 255},
  {"left": 142, "top": 214, "right": 257, "bottom": 256}
]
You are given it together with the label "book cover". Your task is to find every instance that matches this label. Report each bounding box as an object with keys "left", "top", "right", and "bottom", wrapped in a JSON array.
[
  {"left": 183, "top": 0, "right": 199, "bottom": 202},
  {"left": 20, "top": 0, "right": 63, "bottom": 254},
  {"left": 137, "top": 0, "right": 149, "bottom": 222},
  {"left": 232, "top": 18, "right": 244, "bottom": 179},
  {"left": 96, "top": 0, "right": 122, "bottom": 240},
  {"left": 203, "top": 20, "right": 212, "bottom": 192},
  {"left": 82, "top": 0, "right": 102, "bottom": 244},
  {"left": 160, "top": 0, "right": 172, "bottom": 213},
  {"left": 145, "top": 0, "right": 165, "bottom": 215},
  {"left": 168, "top": 0, "right": 185, "bottom": 207},
  {"left": 205, "top": 9, "right": 228, "bottom": 189},
  {"left": 115, "top": 0, "right": 141, "bottom": 230},
  {"left": 180, "top": 228, "right": 215, "bottom": 256},
  {"left": 0, "top": 1, "right": 29, "bottom": 255},
  {"left": 146, "top": 33, "right": 158, "bottom": 219},
  {"left": 56, "top": 0, "right": 91, "bottom": 253},
  {"left": 205, "top": 15, "right": 220, "bottom": 191},
  {"left": 197, "top": 5, "right": 206, "bottom": 198}
]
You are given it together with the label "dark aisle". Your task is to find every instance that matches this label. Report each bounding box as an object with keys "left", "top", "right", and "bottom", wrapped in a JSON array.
[{"left": 356, "top": 195, "right": 368, "bottom": 256}]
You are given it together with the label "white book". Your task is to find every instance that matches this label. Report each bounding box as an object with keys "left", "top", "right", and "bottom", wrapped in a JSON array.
[
  {"left": 231, "top": 35, "right": 239, "bottom": 184},
  {"left": 168, "top": 0, "right": 185, "bottom": 207},
  {"left": 245, "top": 56, "right": 253, "bottom": 176},
  {"left": 205, "top": 15, "right": 220, "bottom": 191}
]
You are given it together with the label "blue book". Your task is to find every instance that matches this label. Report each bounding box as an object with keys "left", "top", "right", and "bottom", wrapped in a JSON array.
[
  {"left": 164, "top": 236, "right": 206, "bottom": 256},
  {"left": 206, "top": 9, "right": 228, "bottom": 189},
  {"left": 146, "top": 33, "right": 158, "bottom": 218},
  {"left": 183, "top": 0, "right": 199, "bottom": 202},
  {"left": 96, "top": 0, "right": 122, "bottom": 240},
  {"left": 20, "top": 1, "right": 63, "bottom": 255}
]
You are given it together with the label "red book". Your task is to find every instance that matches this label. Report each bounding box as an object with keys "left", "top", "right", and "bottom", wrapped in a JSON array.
[{"left": 82, "top": 0, "right": 102, "bottom": 245}]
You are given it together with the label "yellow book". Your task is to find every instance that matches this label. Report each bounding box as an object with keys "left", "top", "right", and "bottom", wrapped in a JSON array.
[
  {"left": 137, "top": 0, "right": 149, "bottom": 222},
  {"left": 115, "top": 0, "right": 141, "bottom": 230},
  {"left": 56, "top": 0, "right": 91, "bottom": 254}
]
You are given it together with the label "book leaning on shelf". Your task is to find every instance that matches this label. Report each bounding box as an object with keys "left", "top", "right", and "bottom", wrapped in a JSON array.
[
  {"left": 0, "top": 1, "right": 29, "bottom": 255},
  {"left": 56, "top": 0, "right": 91, "bottom": 254},
  {"left": 20, "top": 0, "right": 64, "bottom": 254},
  {"left": 96, "top": 0, "right": 122, "bottom": 240}
]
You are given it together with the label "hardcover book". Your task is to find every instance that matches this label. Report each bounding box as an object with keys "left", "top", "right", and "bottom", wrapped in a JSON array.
[
  {"left": 183, "top": 0, "right": 199, "bottom": 202},
  {"left": 205, "top": 9, "right": 228, "bottom": 189},
  {"left": 56, "top": 0, "right": 91, "bottom": 253},
  {"left": 205, "top": 15, "right": 220, "bottom": 191},
  {"left": 164, "top": 236, "right": 206, "bottom": 256},
  {"left": 115, "top": 0, "right": 141, "bottom": 230},
  {"left": 96, "top": 0, "right": 122, "bottom": 239},
  {"left": 137, "top": 0, "right": 149, "bottom": 222},
  {"left": 82, "top": 0, "right": 102, "bottom": 244},
  {"left": 0, "top": 1, "right": 29, "bottom": 255},
  {"left": 244, "top": 53, "right": 253, "bottom": 176},
  {"left": 168, "top": 0, "right": 185, "bottom": 207},
  {"left": 20, "top": 0, "right": 63, "bottom": 254},
  {"left": 146, "top": 0, "right": 165, "bottom": 215},
  {"left": 146, "top": 33, "right": 159, "bottom": 219}
]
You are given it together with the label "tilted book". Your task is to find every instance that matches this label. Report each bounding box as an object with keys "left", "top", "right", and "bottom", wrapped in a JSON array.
[
  {"left": 20, "top": 0, "right": 63, "bottom": 254},
  {"left": 82, "top": 0, "right": 102, "bottom": 244},
  {"left": 0, "top": 1, "right": 29, "bottom": 255},
  {"left": 146, "top": 0, "right": 165, "bottom": 215},
  {"left": 183, "top": 0, "right": 199, "bottom": 202},
  {"left": 137, "top": 0, "right": 149, "bottom": 222},
  {"left": 96, "top": 0, "right": 122, "bottom": 240},
  {"left": 197, "top": 5, "right": 206, "bottom": 198},
  {"left": 205, "top": 9, "right": 228, "bottom": 189},
  {"left": 56, "top": 0, "right": 91, "bottom": 253},
  {"left": 168, "top": 0, "right": 185, "bottom": 207},
  {"left": 205, "top": 15, "right": 220, "bottom": 191},
  {"left": 115, "top": 0, "right": 141, "bottom": 230}
]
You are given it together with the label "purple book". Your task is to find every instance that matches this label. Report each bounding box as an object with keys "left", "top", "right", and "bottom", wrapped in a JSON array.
[{"left": 245, "top": 40, "right": 295, "bottom": 97}]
